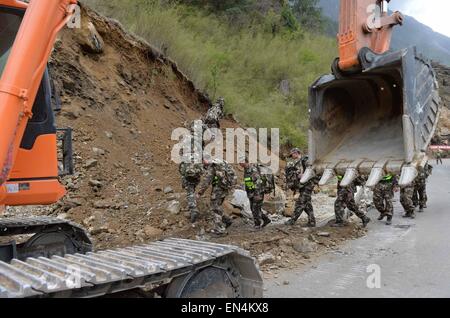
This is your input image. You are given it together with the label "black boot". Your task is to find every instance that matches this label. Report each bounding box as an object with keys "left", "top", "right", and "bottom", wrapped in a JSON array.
[
  {"left": 331, "top": 221, "right": 346, "bottom": 228},
  {"left": 285, "top": 218, "right": 296, "bottom": 226},
  {"left": 262, "top": 214, "right": 272, "bottom": 228},
  {"left": 222, "top": 215, "right": 233, "bottom": 228},
  {"left": 362, "top": 216, "right": 371, "bottom": 228},
  {"left": 306, "top": 217, "right": 316, "bottom": 228},
  {"left": 190, "top": 211, "right": 199, "bottom": 223},
  {"left": 378, "top": 214, "right": 386, "bottom": 221},
  {"left": 386, "top": 216, "right": 392, "bottom": 225},
  {"left": 285, "top": 213, "right": 300, "bottom": 226}
]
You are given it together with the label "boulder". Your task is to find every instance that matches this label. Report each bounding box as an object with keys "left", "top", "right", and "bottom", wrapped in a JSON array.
[
  {"left": 166, "top": 201, "right": 181, "bottom": 215},
  {"left": 84, "top": 159, "right": 98, "bottom": 169},
  {"left": 163, "top": 186, "right": 174, "bottom": 194},
  {"left": 257, "top": 252, "right": 276, "bottom": 266},
  {"left": 144, "top": 226, "right": 163, "bottom": 237},
  {"left": 293, "top": 238, "right": 317, "bottom": 254},
  {"left": 75, "top": 21, "right": 104, "bottom": 54}
]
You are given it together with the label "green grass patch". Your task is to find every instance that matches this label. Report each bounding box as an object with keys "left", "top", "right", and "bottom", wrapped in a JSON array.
[{"left": 86, "top": 0, "right": 337, "bottom": 147}]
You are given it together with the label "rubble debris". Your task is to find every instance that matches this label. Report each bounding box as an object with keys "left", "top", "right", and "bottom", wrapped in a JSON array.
[{"left": 258, "top": 253, "right": 276, "bottom": 266}]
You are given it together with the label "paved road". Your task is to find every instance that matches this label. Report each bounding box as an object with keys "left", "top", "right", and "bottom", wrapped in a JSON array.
[{"left": 265, "top": 159, "right": 450, "bottom": 298}]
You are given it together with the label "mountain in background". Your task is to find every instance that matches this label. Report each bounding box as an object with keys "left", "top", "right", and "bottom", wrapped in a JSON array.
[{"left": 318, "top": 0, "right": 450, "bottom": 66}]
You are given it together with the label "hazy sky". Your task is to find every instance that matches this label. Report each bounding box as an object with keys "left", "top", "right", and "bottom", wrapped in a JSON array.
[{"left": 389, "top": 0, "right": 450, "bottom": 37}]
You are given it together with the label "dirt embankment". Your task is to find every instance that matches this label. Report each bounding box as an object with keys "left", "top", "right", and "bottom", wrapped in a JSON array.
[
  {"left": 434, "top": 63, "right": 450, "bottom": 140},
  {"left": 4, "top": 5, "right": 366, "bottom": 271}
]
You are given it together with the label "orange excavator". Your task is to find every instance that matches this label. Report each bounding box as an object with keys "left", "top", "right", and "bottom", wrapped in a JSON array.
[
  {"left": 301, "top": 0, "right": 441, "bottom": 188},
  {"left": 0, "top": 0, "right": 262, "bottom": 298}
]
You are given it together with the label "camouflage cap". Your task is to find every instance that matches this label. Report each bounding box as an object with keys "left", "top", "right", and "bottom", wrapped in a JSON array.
[
  {"left": 290, "top": 148, "right": 302, "bottom": 155},
  {"left": 217, "top": 97, "right": 225, "bottom": 107},
  {"left": 203, "top": 153, "right": 212, "bottom": 162}
]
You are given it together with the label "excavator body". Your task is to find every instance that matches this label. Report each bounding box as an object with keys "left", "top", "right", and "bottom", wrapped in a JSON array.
[
  {"left": 302, "top": 0, "right": 441, "bottom": 188},
  {"left": 0, "top": 0, "right": 263, "bottom": 298}
]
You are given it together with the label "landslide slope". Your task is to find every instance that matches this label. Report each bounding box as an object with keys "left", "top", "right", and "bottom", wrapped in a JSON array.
[{"left": 47, "top": 5, "right": 217, "bottom": 248}]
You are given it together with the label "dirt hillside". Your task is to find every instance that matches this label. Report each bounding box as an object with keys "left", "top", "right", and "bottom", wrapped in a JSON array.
[{"left": 434, "top": 64, "right": 450, "bottom": 141}]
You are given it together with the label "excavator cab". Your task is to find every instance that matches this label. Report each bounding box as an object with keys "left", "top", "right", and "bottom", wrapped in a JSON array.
[
  {"left": 0, "top": 4, "right": 70, "bottom": 206},
  {"left": 0, "top": 8, "right": 21, "bottom": 76},
  {"left": 302, "top": 0, "right": 441, "bottom": 188}
]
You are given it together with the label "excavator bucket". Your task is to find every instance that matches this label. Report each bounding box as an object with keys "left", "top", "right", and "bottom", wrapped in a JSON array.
[{"left": 302, "top": 47, "right": 441, "bottom": 187}]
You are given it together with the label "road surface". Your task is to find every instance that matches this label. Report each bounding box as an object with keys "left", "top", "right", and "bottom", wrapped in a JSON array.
[{"left": 265, "top": 159, "right": 450, "bottom": 298}]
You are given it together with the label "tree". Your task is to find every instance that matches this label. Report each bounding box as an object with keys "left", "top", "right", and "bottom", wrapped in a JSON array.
[
  {"left": 281, "top": 2, "right": 300, "bottom": 32},
  {"left": 289, "top": 0, "right": 324, "bottom": 31}
]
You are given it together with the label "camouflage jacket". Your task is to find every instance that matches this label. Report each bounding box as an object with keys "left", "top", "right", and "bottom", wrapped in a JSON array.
[
  {"left": 285, "top": 158, "right": 304, "bottom": 190},
  {"left": 203, "top": 103, "right": 224, "bottom": 129},
  {"left": 244, "top": 164, "right": 264, "bottom": 197},
  {"left": 337, "top": 175, "right": 367, "bottom": 194},
  {"left": 416, "top": 164, "right": 432, "bottom": 187},
  {"left": 198, "top": 160, "right": 236, "bottom": 195},
  {"left": 375, "top": 176, "right": 398, "bottom": 193},
  {"left": 300, "top": 175, "right": 320, "bottom": 196},
  {"left": 179, "top": 161, "right": 203, "bottom": 184}
]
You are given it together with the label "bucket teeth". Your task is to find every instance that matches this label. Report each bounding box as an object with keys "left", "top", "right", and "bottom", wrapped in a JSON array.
[
  {"left": 300, "top": 168, "right": 315, "bottom": 184},
  {"left": 366, "top": 167, "right": 384, "bottom": 188},
  {"left": 340, "top": 168, "right": 358, "bottom": 187},
  {"left": 319, "top": 169, "right": 335, "bottom": 186},
  {"left": 399, "top": 166, "right": 418, "bottom": 187}
]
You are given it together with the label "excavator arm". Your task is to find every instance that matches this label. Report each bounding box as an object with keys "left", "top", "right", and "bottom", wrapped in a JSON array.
[
  {"left": 337, "top": 0, "right": 403, "bottom": 72},
  {"left": 302, "top": 0, "right": 441, "bottom": 188},
  {"left": 0, "top": 0, "right": 76, "bottom": 206}
]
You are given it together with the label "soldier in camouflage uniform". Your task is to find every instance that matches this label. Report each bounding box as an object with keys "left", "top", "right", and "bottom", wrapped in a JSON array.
[
  {"left": 332, "top": 175, "right": 371, "bottom": 228},
  {"left": 179, "top": 155, "right": 203, "bottom": 223},
  {"left": 413, "top": 164, "right": 432, "bottom": 212},
  {"left": 203, "top": 97, "right": 225, "bottom": 129},
  {"left": 400, "top": 180, "right": 416, "bottom": 219},
  {"left": 197, "top": 157, "right": 236, "bottom": 235},
  {"left": 373, "top": 174, "right": 398, "bottom": 225},
  {"left": 285, "top": 148, "right": 318, "bottom": 227},
  {"left": 436, "top": 149, "right": 443, "bottom": 165},
  {"left": 240, "top": 160, "right": 271, "bottom": 229}
]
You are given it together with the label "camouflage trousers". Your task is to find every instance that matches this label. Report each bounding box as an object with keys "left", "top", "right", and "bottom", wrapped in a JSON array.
[
  {"left": 292, "top": 190, "right": 315, "bottom": 224},
  {"left": 335, "top": 188, "right": 366, "bottom": 223},
  {"left": 182, "top": 179, "right": 200, "bottom": 217},
  {"left": 210, "top": 187, "right": 231, "bottom": 233},
  {"left": 413, "top": 183, "right": 427, "bottom": 209},
  {"left": 373, "top": 183, "right": 394, "bottom": 217},
  {"left": 248, "top": 192, "right": 269, "bottom": 227},
  {"left": 400, "top": 186, "right": 415, "bottom": 214}
]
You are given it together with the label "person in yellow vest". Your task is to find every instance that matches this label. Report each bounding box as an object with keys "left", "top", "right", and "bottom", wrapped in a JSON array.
[{"left": 240, "top": 158, "right": 271, "bottom": 230}]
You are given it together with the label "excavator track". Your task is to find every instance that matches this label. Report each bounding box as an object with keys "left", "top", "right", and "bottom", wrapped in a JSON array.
[
  {"left": 0, "top": 238, "right": 263, "bottom": 298},
  {"left": 0, "top": 217, "right": 93, "bottom": 262},
  {"left": 0, "top": 216, "right": 91, "bottom": 237}
]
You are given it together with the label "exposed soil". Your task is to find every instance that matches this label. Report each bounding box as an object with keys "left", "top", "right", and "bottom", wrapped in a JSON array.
[{"left": 434, "top": 63, "right": 450, "bottom": 141}]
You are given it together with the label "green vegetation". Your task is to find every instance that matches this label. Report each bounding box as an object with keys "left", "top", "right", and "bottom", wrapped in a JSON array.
[{"left": 86, "top": 0, "right": 337, "bottom": 146}]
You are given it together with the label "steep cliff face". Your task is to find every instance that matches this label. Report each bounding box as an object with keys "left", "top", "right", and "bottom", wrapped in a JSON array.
[{"left": 434, "top": 64, "right": 450, "bottom": 141}]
